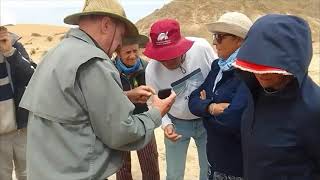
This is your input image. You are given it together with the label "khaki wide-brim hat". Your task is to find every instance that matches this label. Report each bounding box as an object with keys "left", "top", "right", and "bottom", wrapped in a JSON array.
[
  {"left": 64, "top": 0, "right": 138, "bottom": 36},
  {"left": 206, "top": 12, "right": 253, "bottom": 38},
  {"left": 122, "top": 34, "right": 149, "bottom": 48}
]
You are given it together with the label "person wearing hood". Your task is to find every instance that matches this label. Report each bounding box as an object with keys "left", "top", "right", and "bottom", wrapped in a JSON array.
[
  {"left": 114, "top": 34, "right": 160, "bottom": 180},
  {"left": 0, "top": 26, "right": 35, "bottom": 180},
  {"left": 19, "top": 0, "right": 176, "bottom": 179},
  {"left": 188, "top": 12, "right": 252, "bottom": 180},
  {"left": 233, "top": 14, "right": 320, "bottom": 180}
]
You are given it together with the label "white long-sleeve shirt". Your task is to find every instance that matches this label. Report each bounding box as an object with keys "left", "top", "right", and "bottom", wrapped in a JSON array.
[{"left": 146, "top": 37, "right": 218, "bottom": 127}]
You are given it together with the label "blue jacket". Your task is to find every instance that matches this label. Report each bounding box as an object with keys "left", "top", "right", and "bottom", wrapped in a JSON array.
[
  {"left": 188, "top": 60, "right": 248, "bottom": 177},
  {"left": 237, "top": 14, "right": 320, "bottom": 180},
  {"left": 4, "top": 34, "right": 35, "bottom": 129}
]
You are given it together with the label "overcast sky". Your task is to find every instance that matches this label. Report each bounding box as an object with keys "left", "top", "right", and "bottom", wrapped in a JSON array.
[{"left": 0, "top": 0, "right": 171, "bottom": 25}]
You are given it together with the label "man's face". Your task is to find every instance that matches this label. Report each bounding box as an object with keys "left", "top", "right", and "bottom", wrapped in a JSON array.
[
  {"left": 254, "top": 73, "right": 292, "bottom": 90},
  {"left": 160, "top": 55, "right": 184, "bottom": 70},
  {"left": 118, "top": 43, "right": 139, "bottom": 67},
  {"left": 0, "top": 26, "right": 11, "bottom": 55}
]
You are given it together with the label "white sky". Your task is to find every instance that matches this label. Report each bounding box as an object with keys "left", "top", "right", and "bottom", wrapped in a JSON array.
[{"left": 0, "top": 0, "right": 172, "bottom": 25}]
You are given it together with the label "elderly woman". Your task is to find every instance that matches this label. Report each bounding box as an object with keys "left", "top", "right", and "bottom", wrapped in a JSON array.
[
  {"left": 189, "top": 12, "right": 252, "bottom": 180},
  {"left": 114, "top": 34, "right": 160, "bottom": 180}
]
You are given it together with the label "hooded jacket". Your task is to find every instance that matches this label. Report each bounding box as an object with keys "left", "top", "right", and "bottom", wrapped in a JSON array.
[{"left": 237, "top": 14, "right": 320, "bottom": 180}]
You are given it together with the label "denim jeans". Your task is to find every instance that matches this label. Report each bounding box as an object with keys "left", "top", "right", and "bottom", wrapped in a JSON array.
[{"left": 165, "top": 117, "right": 208, "bottom": 180}]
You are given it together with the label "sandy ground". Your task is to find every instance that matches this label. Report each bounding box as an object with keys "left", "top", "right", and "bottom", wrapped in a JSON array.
[
  {"left": 12, "top": 128, "right": 201, "bottom": 180},
  {"left": 8, "top": 24, "right": 319, "bottom": 180},
  {"left": 309, "top": 42, "right": 320, "bottom": 84},
  {"left": 7, "top": 24, "right": 67, "bottom": 62}
]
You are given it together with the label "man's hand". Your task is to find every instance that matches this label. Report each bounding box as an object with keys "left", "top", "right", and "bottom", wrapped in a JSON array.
[
  {"left": 164, "top": 124, "right": 182, "bottom": 142},
  {"left": 150, "top": 91, "right": 176, "bottom": 117},
  {"left": 0, "top": 26, "right": 14, "bottom": 55},
  {"left": 208, "top": 103, "right": 230, "bottom": 116},
  {"left": 125, "top": 85, "right": 156, "bottom": 104}
]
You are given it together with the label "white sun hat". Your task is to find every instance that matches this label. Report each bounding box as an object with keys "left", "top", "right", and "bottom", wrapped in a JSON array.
[{"left": 207, "top": 12, "right": 253, "bottom": 38}]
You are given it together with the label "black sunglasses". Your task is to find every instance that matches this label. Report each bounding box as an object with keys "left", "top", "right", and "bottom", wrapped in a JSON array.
[{"left": 213, "top": 33, "right": 235, "bottom": 44}]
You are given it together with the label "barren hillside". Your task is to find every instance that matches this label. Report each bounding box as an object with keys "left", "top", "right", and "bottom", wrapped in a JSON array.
[
  {"left": 136, "top": 0, "right": 320, "bottom": 42},
  {"left": 136, "top": 0, "right": 319, "bottom": 84}
]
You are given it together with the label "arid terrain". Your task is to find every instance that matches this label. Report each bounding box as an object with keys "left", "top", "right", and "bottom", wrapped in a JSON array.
[{"left": 8, "top": 0, "right": 320, "bottom": 179}]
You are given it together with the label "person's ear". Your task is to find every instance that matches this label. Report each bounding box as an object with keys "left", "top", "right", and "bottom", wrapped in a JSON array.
[
  {"left": 237, "top": 37, "right": 244, "bottom": 46},
  {"left": 100, "top": 16, "right": 113, "bottom": 34}
]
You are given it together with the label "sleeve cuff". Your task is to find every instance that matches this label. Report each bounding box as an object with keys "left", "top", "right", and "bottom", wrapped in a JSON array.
[
  {"left": 147, "top": 108, "right": 162, "bottom": 127},
  {"left": 3, "top": 48, "right": 16, "bottom": 58},
  {"left": 200, "top": 99, "right": 215, "bottom": 117},
  {"left": 161, "top": 114, "right": 173, "bottom": 129}
]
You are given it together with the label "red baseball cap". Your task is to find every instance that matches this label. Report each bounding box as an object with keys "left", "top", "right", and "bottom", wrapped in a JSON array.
[{"left": 143, "top": 19, "right": 194, "bottom": 61}]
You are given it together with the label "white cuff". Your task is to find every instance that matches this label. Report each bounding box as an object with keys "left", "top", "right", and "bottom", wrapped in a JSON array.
[{"left": 161, "top": 114, "right": 173, "bottom": 129}]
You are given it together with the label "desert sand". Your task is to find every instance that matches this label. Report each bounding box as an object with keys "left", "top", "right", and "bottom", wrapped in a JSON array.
[{"left": 7, "top": 20, "right": 319, "bottom": 180}]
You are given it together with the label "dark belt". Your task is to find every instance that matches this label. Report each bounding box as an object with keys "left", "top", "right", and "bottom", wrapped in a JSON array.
[{"left": 167, "top": 113, "right": 202, "bottom": 122}]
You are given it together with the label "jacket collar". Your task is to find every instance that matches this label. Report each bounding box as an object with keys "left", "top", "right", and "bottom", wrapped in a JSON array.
[{"left": 65, "top": 28, "right": 99, "bottom": 48}]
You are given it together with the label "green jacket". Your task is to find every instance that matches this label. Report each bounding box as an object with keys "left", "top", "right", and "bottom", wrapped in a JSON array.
[{"left": 20, "top": 28, "right": 161, "bottom": 180}]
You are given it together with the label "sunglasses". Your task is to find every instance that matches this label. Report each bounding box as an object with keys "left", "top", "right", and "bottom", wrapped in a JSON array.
[{"left": 213, "top": 33, "right": 235, "bottom": 44}]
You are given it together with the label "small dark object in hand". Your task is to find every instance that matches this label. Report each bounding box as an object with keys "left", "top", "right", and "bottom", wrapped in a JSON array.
[{"left": 158, "top": 88, "right": 172, "bottom": 99}]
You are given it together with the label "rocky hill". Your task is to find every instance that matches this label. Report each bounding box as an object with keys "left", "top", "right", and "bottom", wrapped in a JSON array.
[{"left": 136, "top": 0, "right": 320, "bottom": 42}]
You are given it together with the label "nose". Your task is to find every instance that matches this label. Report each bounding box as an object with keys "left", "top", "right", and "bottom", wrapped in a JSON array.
[
  {"left": 212, "top": 38, "right": 218, "bottom": 45},
  {"left": 162, "top": 61, "right": 170, "bottom": 66},
  {"left": 128, "top": 52, "right": 136, "bottom": 60}
]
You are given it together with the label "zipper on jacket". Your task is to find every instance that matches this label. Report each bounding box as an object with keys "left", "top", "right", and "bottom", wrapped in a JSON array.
[
  {"left": 246, "top": 97, "right": 256, "bottom": 135},
  {"left": 120, "top": 73, "right": 133, "bottom": 90},
  {"left": 250, "top": 119, "right": 256, "bottom": 135}
]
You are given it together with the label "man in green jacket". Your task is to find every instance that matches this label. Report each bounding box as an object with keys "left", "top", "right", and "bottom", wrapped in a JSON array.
[{"left": 19, "top": 0, "right": 176, "bottom": 180}]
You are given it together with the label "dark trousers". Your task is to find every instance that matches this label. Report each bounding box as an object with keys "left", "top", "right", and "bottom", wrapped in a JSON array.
[{"left": 116, "top": 136, "right": 160, "bottom": 180}]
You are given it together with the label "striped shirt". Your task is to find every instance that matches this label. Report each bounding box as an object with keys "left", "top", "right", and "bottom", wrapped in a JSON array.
[{"left": 0, "top": 54, "right": 17, "bottom": 134}]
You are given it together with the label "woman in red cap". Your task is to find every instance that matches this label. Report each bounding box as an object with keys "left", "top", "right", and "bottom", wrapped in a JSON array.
[
  {"left": 234, "top": 14, "right": 320, "bottom": 180},
  {"left": 144, "top": 18, "right": 218, "bottom": 180}
]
